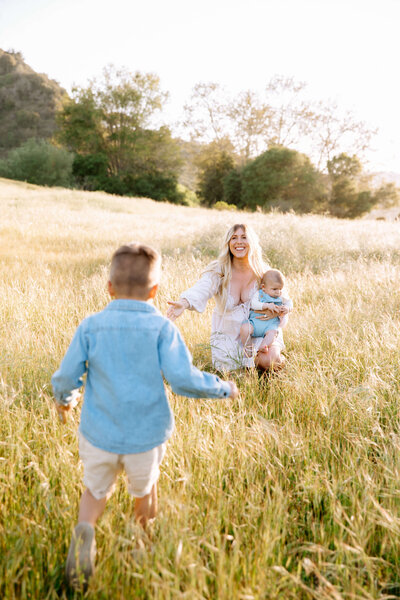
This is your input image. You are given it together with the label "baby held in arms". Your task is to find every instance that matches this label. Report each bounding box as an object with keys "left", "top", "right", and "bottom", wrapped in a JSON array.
[{"left": 240, "top": 269, "right": 291, "bottom": 357}]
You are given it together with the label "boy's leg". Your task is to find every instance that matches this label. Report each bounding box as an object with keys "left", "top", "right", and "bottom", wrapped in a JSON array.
[
  {"left": 135, "top": 482, "right": 158, "bottom": 528},
  {"left": 124, "top": 443, "right": 166, "bottom": 529},
  {"left": 78, "top": 488, "right": 107, "bottom": 526},
  {"left": 259, "top": 329, "right": 278, "bottom": 353},
  {"left": 66, "top": 489, "right": 107, "bottom": 588},
  {"left": 66, "top": 434, "right": 119, "bottom": 588}
]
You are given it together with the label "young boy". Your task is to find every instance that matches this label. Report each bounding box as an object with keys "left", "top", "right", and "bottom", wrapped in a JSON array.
[
  {"left": 52, "top": 243, "right": 238, "bottom": 588},
  {"left": 240, "top": 269, "right": 292, "bottom": 358}
]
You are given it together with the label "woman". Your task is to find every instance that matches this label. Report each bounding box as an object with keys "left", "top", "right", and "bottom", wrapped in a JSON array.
[{"left": 167, "top": 224, "right": 289, "bottom": 371}]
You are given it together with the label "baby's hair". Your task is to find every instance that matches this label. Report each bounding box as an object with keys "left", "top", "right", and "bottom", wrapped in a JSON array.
[
  {"left": 262, "top": 268, "right": 285, "bottom": 287},
  {"left": 110, "top": 243, "right": 161, "bottom": 298}
]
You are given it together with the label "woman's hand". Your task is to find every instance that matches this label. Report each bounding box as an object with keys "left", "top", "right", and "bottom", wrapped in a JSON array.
[
  {"left": 167, "top": 299, "right": 189, "bottom": 321},
  {"left": 253, "top": 304, "right": 281, "bottom": 320}
]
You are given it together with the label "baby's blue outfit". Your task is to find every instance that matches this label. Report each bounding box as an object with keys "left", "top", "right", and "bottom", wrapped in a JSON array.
[
  {"left": 249, "top": 291, "right": 283, "bottom": 338},
  {"left": 52, "top": 299, "right": 231, "bottom": 454}
]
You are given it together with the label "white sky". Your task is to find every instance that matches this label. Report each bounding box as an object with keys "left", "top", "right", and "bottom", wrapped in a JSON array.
[{"left": 0, "top": 0, "right": 399, "bottom": 172}]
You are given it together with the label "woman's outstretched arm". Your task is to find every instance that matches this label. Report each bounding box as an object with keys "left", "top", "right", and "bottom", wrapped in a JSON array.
[
  {"left": 167, "top": 269, "right": 220, "bottom": 320},
  {"left": 166, "top": 298, "right": 190, "bottom": 321}
]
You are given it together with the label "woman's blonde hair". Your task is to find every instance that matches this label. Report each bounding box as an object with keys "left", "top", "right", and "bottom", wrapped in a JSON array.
[{"left": 205, "top": 223, "right": 267, "bottom": 311}]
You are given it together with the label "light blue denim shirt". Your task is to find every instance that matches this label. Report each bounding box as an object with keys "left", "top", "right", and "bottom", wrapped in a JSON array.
[{"left": 52, "top": 299, "right": 231, "bottom": 454}]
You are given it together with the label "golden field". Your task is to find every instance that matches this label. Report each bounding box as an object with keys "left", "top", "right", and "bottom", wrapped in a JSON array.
[{"left": 1, "top": 178, "right": 400, "bottom": 599}]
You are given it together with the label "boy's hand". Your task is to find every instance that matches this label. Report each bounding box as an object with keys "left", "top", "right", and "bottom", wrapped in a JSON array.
[
  {"left": 55, "top": 392, "right": 80, "bottom": 424},
  {"left": 227, "top": 381, "right": 239, "bottom": 399},
  {"left": 279, "top": 305, "right": 290, "bottom": 315},
  {"left": 56, "top": 403, "right": 72, "bottom": 424}
]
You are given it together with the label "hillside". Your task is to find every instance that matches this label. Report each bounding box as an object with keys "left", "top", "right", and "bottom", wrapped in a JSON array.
[{"left": 0, "top": 49, "right": 67, "bottom": 156}]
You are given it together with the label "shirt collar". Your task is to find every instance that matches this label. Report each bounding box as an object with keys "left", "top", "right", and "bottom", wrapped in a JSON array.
[{"left": 106, "top": 299, "right": 159, "bottom": 314}]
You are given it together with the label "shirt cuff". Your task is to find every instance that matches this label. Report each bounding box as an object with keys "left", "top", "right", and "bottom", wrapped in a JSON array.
[
  {"left": 219, "top": 381, "right": 231, "bottom": 398},
  {"left": 55, "top": 389, "right": 80, "bottom": 407},
  {"left": 179, "top": 295, "right": 192, "bottom": 310}
]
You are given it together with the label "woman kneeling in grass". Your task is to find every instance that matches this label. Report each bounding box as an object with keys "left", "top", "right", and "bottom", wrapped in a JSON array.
[{"left": 167, "top": 223, "right": 291, "bottom": 372}]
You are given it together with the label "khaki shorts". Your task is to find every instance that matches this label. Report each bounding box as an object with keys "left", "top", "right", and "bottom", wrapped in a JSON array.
[{"left": 78, "top": 432, "right": 166, "bottom": 500}]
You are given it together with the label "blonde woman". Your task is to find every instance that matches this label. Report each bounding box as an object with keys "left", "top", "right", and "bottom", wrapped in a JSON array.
[{"left": 167, "top": 224, "right": 290, "bottom": 371}]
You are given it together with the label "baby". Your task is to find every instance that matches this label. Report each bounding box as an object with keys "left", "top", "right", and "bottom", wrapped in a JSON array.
[{"left": 240, "top": 269, "right": 291, "bottom": 356}]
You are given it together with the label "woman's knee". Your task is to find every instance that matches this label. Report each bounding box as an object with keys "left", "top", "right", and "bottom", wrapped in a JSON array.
[{"left": 240, "top": 321, "right": 253, "bottom": 341}]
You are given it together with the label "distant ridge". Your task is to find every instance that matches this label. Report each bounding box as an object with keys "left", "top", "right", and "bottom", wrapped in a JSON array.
[{"left": 0, "top": 49, "right": 67, "bottom": 156}]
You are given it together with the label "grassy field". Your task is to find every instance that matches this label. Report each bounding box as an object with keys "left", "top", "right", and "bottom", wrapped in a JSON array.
[{"left": 1, "top": 178, "right": 400, "bottom": 599}]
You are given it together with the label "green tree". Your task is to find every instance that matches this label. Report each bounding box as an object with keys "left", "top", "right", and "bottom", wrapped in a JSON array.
[
  {"left": 182, "top": 76, "right": 376, "bottom": 170},
  {"left": 372, "top": 181, "right": 400, "bottom": 208},
  {"left": 223, "top": 168, "right": 242, "bottom": 207},
  {"left": 182, "top": 82, "right": 228, "bottom": 144},
  {"left": 195, "top": 140, "right": 236, "bottom": 206},
  {"left": 327, "top": 153, "right": 377, "bottom": 218},
  {"left": 263, "top": 75, "right": 314, "bottom": 147},
  {"left": 57, "top": 65, "right": 183, "bottom": 201},
  {"left": 312, "top": 103, "right": 376, "bottom": 169},
  {"left": 57, "top": 88, "right": 104, "bottom": 156},
  {"left": 241, "top": 146, "right": 325, "bottom": 212},
  {"left": 226, "top": 90, "right": 270, "bottom": 163}
]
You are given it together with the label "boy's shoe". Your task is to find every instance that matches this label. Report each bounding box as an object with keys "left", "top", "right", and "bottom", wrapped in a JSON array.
[{"left": 66, "top": 522, "right": 96, "bottom": 588}]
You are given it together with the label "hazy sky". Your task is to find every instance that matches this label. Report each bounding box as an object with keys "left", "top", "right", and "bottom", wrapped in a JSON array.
[{"left": 1, "top": 0, "right": 399, "bottom": 172}]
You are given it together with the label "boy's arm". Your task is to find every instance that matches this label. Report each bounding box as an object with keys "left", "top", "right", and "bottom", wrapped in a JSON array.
[
  {"left": 51, "top": 322, "right": 89, "bottom": 406},
  {"left": 158, "top": 321, "right": 232, "bottom": 399}
]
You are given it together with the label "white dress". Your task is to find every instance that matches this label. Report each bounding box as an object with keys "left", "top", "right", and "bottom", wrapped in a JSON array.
[{"left": 180, "top": 270, "right": 285, "bottom": 371}]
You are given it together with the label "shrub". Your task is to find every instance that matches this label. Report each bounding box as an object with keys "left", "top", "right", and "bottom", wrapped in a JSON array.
[
  {"left": 213, "top": 200, "right": 237, "bottom": 211},
  {"left": 176, "top": 184, "right": 200, "bottom": 207},
  {"left": 72, "top": 153, "right": 108, "bottom": 190},
  {"left": 0, "top": 138, "right": 73, "bottom": 187},
  {"left": 123, "top": 172, "right": 184, "bottom": 203}
]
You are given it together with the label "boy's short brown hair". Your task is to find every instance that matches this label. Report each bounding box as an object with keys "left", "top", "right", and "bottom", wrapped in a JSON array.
[
  {"left": 110, "top": 243, "right": 161, "bottom": 298},
  {"left": 262, "top": 268, "right": 285, "bottom": 287}
]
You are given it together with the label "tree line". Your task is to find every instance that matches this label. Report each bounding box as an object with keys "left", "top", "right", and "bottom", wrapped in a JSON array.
[{"left": 0, "top": 64, "right": 398, "bottom": 217}]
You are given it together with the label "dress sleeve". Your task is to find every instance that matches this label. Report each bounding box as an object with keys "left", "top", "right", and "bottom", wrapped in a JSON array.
[{"left": 180, "top": 269, "right": 221, "bottom": 313}]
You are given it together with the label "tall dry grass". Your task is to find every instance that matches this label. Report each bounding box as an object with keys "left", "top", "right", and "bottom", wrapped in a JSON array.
[{"left": 1, "top": 178, "right": 400, "bottom": 599}]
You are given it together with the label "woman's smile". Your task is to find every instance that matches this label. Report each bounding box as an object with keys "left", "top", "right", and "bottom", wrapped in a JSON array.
[{"left": 229, "top": 229, "right": 249, "bottom": 257}]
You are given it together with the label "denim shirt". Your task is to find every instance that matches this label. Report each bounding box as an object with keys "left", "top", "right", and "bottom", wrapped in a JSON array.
[{"left": 52, "top": 299, "right": 231, "bottom": 454}]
